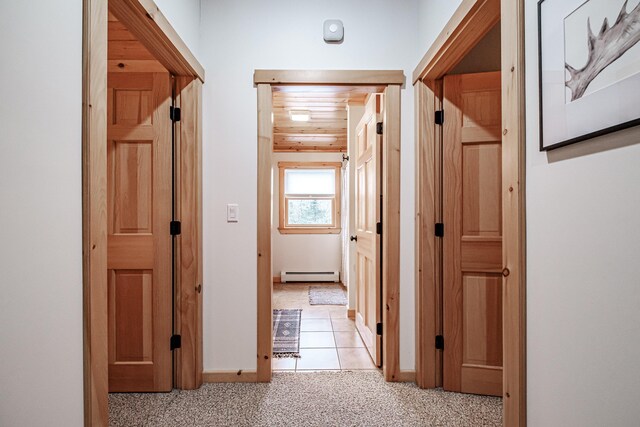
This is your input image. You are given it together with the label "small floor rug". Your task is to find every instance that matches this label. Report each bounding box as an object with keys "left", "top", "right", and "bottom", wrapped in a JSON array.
[
  {"left": 309, "top": 284, "right": 348, "bottom": 305},
  {"left": 273, "top": 309, "right": 301, "bottom": 358}
]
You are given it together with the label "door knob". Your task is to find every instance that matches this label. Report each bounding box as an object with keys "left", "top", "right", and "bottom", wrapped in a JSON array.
[{"left": 350, "top": 235, "right": 357, "bottom": 242}]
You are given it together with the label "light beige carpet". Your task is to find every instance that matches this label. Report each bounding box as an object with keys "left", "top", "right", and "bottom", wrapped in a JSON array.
[{"left": 109, "top": 371, "right": 502, "bottom": 426}]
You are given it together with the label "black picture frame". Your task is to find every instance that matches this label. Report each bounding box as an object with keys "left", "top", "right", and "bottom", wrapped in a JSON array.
[{"left": 538, "top": 0, "right": 640, "bottom": 151}]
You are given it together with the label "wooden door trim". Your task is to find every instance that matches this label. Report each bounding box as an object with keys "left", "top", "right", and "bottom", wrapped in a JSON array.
[
  {"left": 83, "top": 0, "right": 205, "bottom": 424},
  {"left": 83, "top": 0, "right": 108, "bottom": 425},
  {"left": 414, "top": 79, "right": 444, "bottom": 390},
  {"left": 254, "top": 70, "right": 405, "bottom": 86},
  {"left": 413, "top": 0, "right": 526, "bottom": 425},
  {"left": 500, "top": 1, "right": 526, "bottom": 424},
  {"left": 412, "top": 0, "right": 500, "bottom": 84},
  {"left": 256, "top": 83, "right": 273, "bottom": 382},
  {"left": 109, "top": 0, "right": 205, "bottom": 82},
  {"left": 174, "top": 76, "right": 204, "bottom": 390},
  {"left": 255, "top": 70, "right": 404, "bottom": 383},
  {"left": 381, "top": 85, "right": 401, "bottom": 381}
]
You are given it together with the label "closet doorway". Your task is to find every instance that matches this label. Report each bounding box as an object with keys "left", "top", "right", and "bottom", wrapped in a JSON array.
[
  {"left": 83, "top": 0, "right": 204, "bottom": 424},
  {"left": 413, "top": 0, "right": 526, "bottom": 425}
]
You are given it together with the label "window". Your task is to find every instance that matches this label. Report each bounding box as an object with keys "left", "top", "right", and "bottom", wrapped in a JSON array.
[{"left": 278, "top": 162, "right": 341, "bottom": 234}]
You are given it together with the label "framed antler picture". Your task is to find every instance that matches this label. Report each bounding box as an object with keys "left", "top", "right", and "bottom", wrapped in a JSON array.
[{"left": 538, "top": 0, "right": 640, "bottom": 150}]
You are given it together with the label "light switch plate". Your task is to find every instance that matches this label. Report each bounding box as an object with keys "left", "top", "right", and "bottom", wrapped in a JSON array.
[
  {"left": 227, "top": 204, "right": 239, "bottom": 223},
  {"left": 323, "top": 19, "right": 344, "bottom": 43}
]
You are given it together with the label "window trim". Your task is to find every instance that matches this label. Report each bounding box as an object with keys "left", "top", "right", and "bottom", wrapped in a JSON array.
[{"left": 278, "top": 161, "right": 342, "bottom": 234}]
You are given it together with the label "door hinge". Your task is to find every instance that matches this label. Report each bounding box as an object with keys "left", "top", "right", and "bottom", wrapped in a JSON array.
[
  {"left": 435, "top": 110, "right": 444, "bottom": 125},
  {"left": 170, "top": 220, "right": 181, "bottom": 236},
  {"left": 170, "top": 334, "right": 182, "bottom": 350},
  {"left": 376, "top": 222, "right": 382, "bottom": 235},
  {"left": 376, "top": 322, "right": 383, "bottom": 336},
  {"left": 435, "top": 222, "right": 444, "bottom": 238},
  {"left": 376, "top": 122, "right": 383, "bottom": 135},
  {"left": 435, "top": 335, "right": 444, "bottom": 350},
  {"left": 170, "top": 106, "right": 181, "bottom": 122}
]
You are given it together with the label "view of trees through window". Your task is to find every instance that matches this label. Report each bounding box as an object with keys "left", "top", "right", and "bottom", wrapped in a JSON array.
[{"left": 287, "top": 199, "right": 332, "bottom": 225}]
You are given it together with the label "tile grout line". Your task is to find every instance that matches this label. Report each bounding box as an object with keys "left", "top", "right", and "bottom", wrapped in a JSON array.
[{"left": 330, "top": 314, "right": 343, "bottom": 370}]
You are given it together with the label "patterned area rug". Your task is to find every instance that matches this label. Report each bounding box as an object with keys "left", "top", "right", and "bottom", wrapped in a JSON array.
[
  {"left": 273, "top": 309, "right": 301, "bottom": 358},
  {"left": 309, "top": 284, "right": 348, "bottom": 305}
]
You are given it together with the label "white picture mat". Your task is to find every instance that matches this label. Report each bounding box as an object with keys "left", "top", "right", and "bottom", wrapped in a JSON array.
[
  {"left": 540, "top": 0, "right": 640, "bottom": 149},
  {"left": 564, "top": 0, "right": 640, "bottom": 101}
]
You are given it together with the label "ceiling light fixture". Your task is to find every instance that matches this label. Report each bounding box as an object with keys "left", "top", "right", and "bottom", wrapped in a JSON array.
[{"left": 290, "top": 110, "right": 311, "bottom": 122}]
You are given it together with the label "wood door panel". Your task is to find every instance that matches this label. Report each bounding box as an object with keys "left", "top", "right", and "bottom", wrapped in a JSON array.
[
  {"left": 108, "top": 73, "right": 155, "bottom": 91},
  {"left": 108, "top": 126, "right": 155, "bottom": 140},
  {"left": 461, "top": 365, "right": 503, "bottom": 396},
  {"left": 113, "top": 90, "right": 153, "bottom": 126},
  {"left": 109, "top": 270, "right": 154, "bottom": 362},
  {"left": 461, "top": 240, "right": 502, "bottom": 272},
  {"left": 462, "top": 274, "right": 502, "bottom": 366},
  {"left": 354, "top": 93, "right": 382, "bottom": 367},
  {"left": 461, "top": 126, "right": 502, "bottom": 142},
  {"left": 107, "top": 235, "right": 154, "bottom": 269},
  {"left": 461, "top": 144, "right": 501, "bottom": 237},
  {"left": 107, "top": 71, "right": 172, "bottom": 392},
  {"left": 108, "top": 141, "right": 153, "bottom": 234},
  {"left": 443, "top": 71, "right": 502, "bottom": 397},
  {"left": 461, "top": 91, "right": 501, "bottom": 129}
]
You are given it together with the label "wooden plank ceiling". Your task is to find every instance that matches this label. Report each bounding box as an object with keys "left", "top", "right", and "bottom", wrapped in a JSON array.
[
  {"left": 108, "top": 12, "right": 167, "bottom": 72},
  {"left": 272, "top": 86, "right": 383, "bottom": 152}
]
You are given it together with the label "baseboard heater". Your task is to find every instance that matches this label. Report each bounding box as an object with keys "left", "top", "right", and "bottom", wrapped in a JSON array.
[{"left": 280, "top": 271, "right": 339, "bottom": 283}]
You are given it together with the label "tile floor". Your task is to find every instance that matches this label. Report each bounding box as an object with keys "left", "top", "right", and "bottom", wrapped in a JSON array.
[{"left": 272, "top": 283, "right": 378, "bottom": 372}]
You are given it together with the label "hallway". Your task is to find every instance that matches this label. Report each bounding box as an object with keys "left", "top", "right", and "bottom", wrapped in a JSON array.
[
  {"left": 109, "top": 371, "right": 502, "bottom": 426},
  {"left": 272, "top": 283, "right": 375, "bottom": 372}
]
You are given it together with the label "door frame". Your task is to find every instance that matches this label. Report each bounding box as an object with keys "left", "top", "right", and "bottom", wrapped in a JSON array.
[
  {"left": 82, "top": 0, "right": 205, "bottom": 425},
  {"left": 254, "top": 70, "right": 405, "bottom": 382},
  {"left": 412, "top": 0, "right": 526, "bottom": 425}
]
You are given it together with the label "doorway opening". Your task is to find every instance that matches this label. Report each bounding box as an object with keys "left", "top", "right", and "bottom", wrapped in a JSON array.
[
  {"left": 413, "top": 0, "right": 526, "bottom": 425},
  {"left": 83, "top": 0, "right": 204, "bottom": 424},
  {"left": 255, "top": 70, "right": 404, "bottom": 382},
  {"left": 270, "top": 86, "right": 383, "bottom": 372}
]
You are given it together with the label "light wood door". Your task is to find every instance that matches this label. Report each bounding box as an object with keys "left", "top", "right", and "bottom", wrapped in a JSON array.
[
  {"left": 354, "top": 94, "right": 382, "bottom": 367},
  {"left": 442, "top": 71, "right": 503, "bottom": 396},
  {"left": 107, "top": 72, "right": 173, "bottom": 392}
]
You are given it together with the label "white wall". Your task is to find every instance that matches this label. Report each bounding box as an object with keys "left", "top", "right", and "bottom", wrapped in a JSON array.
[
  {"left": 272, "top": 152, "right": 343, "bottom": 276},
  {"left": 524, "top": 1, "right": 640, "bottom": 425},
  {"left": 155, "top": 0, "right": 201, "bottom": 56},
  {"left": 0, "top": 1, "right": 84, "bottom": 425},
  {"left": 417, "top": 0, "right": 463, "bottom": 59},
  {"left": 200, "top": 0, "right": 418, "bottom": 371}
]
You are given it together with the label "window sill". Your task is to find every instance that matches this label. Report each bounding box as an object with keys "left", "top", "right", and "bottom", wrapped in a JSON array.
[{"left": 278, "top": 227, "right": 342, "bottom": 235}]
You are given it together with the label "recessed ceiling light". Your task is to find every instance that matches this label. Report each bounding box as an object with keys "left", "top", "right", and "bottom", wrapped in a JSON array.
[{"left": 290, "top": 110, "right": 310, "bottom": 122}]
